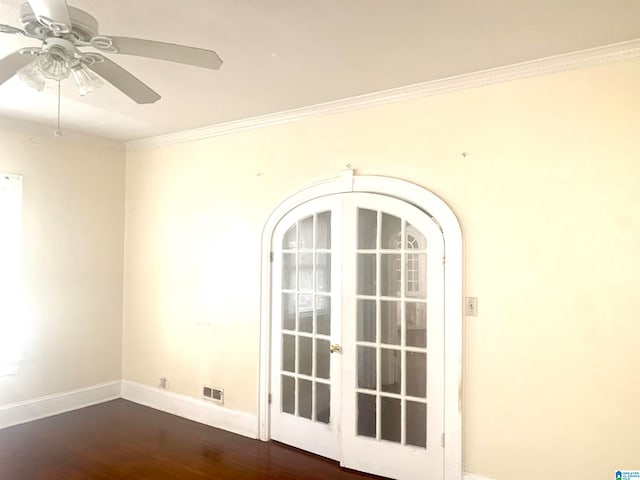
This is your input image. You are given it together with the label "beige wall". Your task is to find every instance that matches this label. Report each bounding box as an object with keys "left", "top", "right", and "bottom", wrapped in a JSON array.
[
  {"left": 123, "top": 58, "right": 640, "bottom": 479},
  {"left": 0, "top": 119, "right": 125, "bottom": 405}
]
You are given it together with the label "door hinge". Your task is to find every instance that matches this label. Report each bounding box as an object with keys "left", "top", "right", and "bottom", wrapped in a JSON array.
[
  {"left": 268, "top": 393, "right": 272, "bottom": 404},
  {"left": 270, "top": 252, "right": 274, "bottom": 262},
  {"left": 441, "top": 433, "right": 445, "bottom": 447},
  {"left": 442, "top": 255, "right": 446, "bottom": 267}
]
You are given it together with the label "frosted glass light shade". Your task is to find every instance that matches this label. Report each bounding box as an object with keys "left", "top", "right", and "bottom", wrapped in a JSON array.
[
  {"left": 38, "top": 51, "right": 69, "bottom": 80},
  {"left": 71, "top": 63, "right": 103, "bottom": 96},
  {"left": 17, "top": 59, "right": 45, "bottom": 91}
]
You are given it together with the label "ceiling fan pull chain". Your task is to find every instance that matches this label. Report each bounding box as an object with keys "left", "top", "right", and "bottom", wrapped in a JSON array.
[{"left": 54, "top": 80, "right": 62, "bottom": 136}]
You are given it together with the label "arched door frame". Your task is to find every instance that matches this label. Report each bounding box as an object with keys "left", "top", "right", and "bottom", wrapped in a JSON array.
[{"left": 259, "top": 171, "right": 462, "bottom": 480}]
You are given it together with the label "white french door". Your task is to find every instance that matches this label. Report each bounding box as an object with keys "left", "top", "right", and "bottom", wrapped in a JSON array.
[
  {"left": 271, "top": 192, "right": 444, "bottom": 480},
  {"left": 271, "top": 195, "right": 343, "bottom": 460}
]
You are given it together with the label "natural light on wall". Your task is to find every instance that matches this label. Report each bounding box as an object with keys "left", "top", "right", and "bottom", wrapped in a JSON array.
[{"left": 0, "top": 174, "right": 23, "bottom": 377}]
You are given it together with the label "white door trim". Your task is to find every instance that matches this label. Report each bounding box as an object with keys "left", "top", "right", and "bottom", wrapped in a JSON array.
[{"left": 259, "top": 172, "right": 463, "bottom": 480}]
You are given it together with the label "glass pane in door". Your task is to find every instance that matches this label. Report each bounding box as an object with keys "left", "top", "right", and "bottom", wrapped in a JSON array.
[
  {"left": 381, "top": 397, "right": 401, "bottom": 442},
  {"left": 298, "top": 336, "right": 313, "bottom": 376},
  {"left": 316, "top": 382, "right": 331, "bottom": 424},
  {"left": 282, "top": 334, "right": 295, "bottom": 372},
  {"left": 316, "top": 212, "right": 331, "bottom": 249},
  {"left": 381, "top": 213, "right": 401, "bottom": 249},
  {"left": 357, "top": 254, "right": 376, "bottom": 295},
  {"left": 282, "top": 225, "right": 297, "bottom": 249},
  {"left": 316, "top": 253, "right": 331, "bottom": 292},
  {"left": 357, "top": 209, "right": 377, "bottom": 249},
  {"left": 357, "top": 393, "right": 376, "bottom": 438},
  {"left": 357, "top": 299, "right": 376, "bottom": 342},
  {"left": 406, "top": 351, "right": 427, "bottom": 398},
  {"left": 406, "top": 400, "right": 427, "bottom": 447},
  {"left": 282, "top": 375, "right": 295, "bottom": 414},
  {"left": 298, "top": 215, "right": 313, "bottom": 249},
  {"left": 298, "top": 294, "right": 313, "bottom": 333},
  {"left": 298, "top": 253, "right": 313, "bottom": 290},
  {"left": 380, "top": 301, "right": 401, "bottom": 345},
  {"left": 381, "top": 348, "right": 401, "bottom": 394},
  {"left": 357, "top": 346, "right": 376, "bottom": 390},
  {"left": 282, "top": 253, "right": 296, "bottom": 290},
  {"left": 406, "top": 301, "right": 426, "bottom": 348},
  {"left": 316, "top": 295, "right": 331, "bottom": 335},
  {"left": 316, "top": 339, "right": 330, "bottom": 379},
  {"left": 298, "top": 378, "right": 312, "bottom": 419},
  {"left": 282, "top": 293, "right": 296, "bottom": 330},
  {"left": 380, "top": 254, "right": 401, "bottom": 297}
]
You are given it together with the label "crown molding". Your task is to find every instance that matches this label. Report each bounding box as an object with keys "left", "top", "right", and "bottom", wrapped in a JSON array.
[{"left": 126, "top": 38, "right": 640, "bottom": 151}]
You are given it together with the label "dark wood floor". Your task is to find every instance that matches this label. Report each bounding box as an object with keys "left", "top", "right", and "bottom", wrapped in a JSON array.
[{"left": 0, "top": 399, "right": 386, "bottom": 479}]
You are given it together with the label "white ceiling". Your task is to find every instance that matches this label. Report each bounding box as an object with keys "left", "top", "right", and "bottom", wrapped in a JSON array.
[{"left": 0, "top": 0, "right": 639, "bottom": 141}]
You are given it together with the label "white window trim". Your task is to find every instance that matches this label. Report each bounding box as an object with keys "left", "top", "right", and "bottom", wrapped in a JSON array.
[
  {"left": 258, "top": 172, "right": 463, "bottom": 480},
  {"left": 0, "top": 174, "right": 23, "bottom": 377}
]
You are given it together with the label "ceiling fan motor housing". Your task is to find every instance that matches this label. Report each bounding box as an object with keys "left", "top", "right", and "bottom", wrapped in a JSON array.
[{"left": 19, "top": 3, "right": 99, "bottom": 43}]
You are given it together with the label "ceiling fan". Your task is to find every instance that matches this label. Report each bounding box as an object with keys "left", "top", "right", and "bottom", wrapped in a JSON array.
[{"left": 0, "top": 0, "right": 223, "bottom": 104}]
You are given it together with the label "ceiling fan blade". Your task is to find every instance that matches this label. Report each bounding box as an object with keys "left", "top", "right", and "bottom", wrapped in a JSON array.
[
  {"left": 0, "top": 24, "right": 25, "bottom": 35},
  {"left": 0, "top": 51, "right": 33, "bottom": 86},
  {"left": 27, "top": 0, "right": 71, "bottom": 30},
  {"left": 87, "top": 55, "right": 160, "bottom": 104},
  {"left": 108, "top": 36, "right": 223, "bottom": 70}
]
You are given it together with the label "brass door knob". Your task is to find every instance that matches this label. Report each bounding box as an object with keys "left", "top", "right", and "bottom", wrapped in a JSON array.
[{"left": 330, "top": 344, "right": 342, "bottom": 354}]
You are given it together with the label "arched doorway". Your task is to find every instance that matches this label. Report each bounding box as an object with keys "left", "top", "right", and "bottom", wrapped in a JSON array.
[{"left": 259, "top": 173, "right": 462, "bottom": 480}]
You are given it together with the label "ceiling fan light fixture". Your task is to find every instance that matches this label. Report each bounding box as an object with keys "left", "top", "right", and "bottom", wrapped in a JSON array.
[
  {"left": 3, "top": 2, "right": 221, "bottom": 106},
  {"left": 38, "top": 47, "right": 70, "bottom": 81},
  {"left": 71, "top": 62, "right": 103, "bottom": 96},
  {"left": 17, "top": 59, "right": 45, "bottom": 91}
]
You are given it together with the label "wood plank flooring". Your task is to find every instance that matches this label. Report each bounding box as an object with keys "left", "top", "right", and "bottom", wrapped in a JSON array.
[{"left": 0, "top": 399, "right": 386, "bottom": 479}]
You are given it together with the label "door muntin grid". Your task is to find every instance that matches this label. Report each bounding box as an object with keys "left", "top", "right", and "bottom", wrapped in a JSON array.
[
  {"left": 280, "top": 211, "right": 333, "bottom": 424},
  {"left": 355, "top": 208, "right": 429, "bottom": 448},
  {"left": 272, "top": 193, "right": 445, "bottom": 479}
]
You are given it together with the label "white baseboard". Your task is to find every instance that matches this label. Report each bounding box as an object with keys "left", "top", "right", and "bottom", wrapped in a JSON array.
[
  {"left": 463, "top": 473, "right": 495, "bottom": 480},
  {"left": 121, "top": 380, "right": 258, "bottom": 439},
  {"left": 0, "top": 380, "right": 258, "bottom": 441},
  {"left": 0, "top": 380, "right": 121, "bottom": 430}
]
